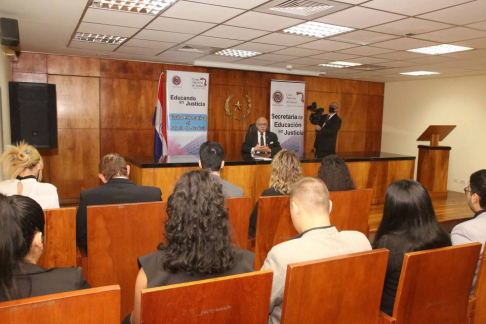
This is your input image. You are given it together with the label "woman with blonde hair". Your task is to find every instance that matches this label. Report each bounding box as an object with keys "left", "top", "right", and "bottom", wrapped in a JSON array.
[
  {"left": 0, "top": 141, "right": 59, "bottom": 209},
  {"left": 248, "top": 149, "right": 303, "bottom": 237}
]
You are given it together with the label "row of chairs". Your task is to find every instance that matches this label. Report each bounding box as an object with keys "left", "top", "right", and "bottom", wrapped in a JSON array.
[
  {"left": 37, "top": 190, "right": 374, "bottom": 318},
  {"left": 3, "top": 243, "right": 485, "bottom": 323}
]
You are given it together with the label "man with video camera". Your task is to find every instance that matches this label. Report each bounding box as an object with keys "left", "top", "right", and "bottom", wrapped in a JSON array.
[{"left": 309, "top": 102, "right": 342, "bottom": 157}]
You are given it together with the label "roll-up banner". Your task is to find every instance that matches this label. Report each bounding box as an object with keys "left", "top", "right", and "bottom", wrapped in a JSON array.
[
  {"left": 166, "top": 70, "right": 209, "bottom": 155},
  {"left": 270, "top": 80, "right": 305, "bottom": 155}
]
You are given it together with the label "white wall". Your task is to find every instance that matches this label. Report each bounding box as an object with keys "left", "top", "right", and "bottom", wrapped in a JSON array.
[
  {"left": 382, "top": 74, "right": 486, "bottom": 193},
  {"left": 0, "top": 48, "right": 12, "bottom": 180}
]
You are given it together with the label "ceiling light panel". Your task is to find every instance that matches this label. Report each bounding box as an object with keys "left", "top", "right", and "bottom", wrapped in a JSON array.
[
  {"left": 74, "top": 32, "right": 126, "bottom": 45},
  {"left": 271, "top": 0, "right": 334, "bottom": 17},
  {"left": 400, "top": 71, "right": 441, "bottom": 76},
  {"left": 283, "top": 21, "right": 354, "bottom": 38},
  {"left": 215, "top": 49, "right": 261, "bottom": 58},
  {"left": 407, "top": 44, "right": 473, "bottom": 55},
  {"left": 329, "top": 61, "right": 362, "bottom": 66},
  {"left": 90, "top": 0, "right": 177, "bottom": 15},
  {"left": 318, "top": 63, "right": 345, "bottom": 68}
]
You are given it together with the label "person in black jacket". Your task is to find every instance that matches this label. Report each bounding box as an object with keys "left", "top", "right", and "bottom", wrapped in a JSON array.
[
  {"left": 241, "top": 117, "right": 282, "bottom": 155},
  {"left": 0, "top": 194, "right": 89, "bottom": 302},
  {"left": 314, "top": 102, "right": 342, "bottom": 156},
  {"left": 75, "top": 153, "right": 162, "bottom": 248}
]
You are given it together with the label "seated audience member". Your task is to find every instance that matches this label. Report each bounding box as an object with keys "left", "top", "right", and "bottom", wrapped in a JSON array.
[
  {"left": 373, "top": 180, "right": 451, "bottom": 315},
  {"left": 76, "top": 153, "right": 162, "bottom": 248},
  {"left": 261, "top": 177, "right": 371, "bottom": 324},
  {"left": 0, "top": 194, "right": 89, "bottom": 302},
  {"left": 451, "top": 169, "right": 486, "bottom": 294},
  {"left": 317, "top": 154, "right": 355, "bottom": 191},
  {"left": 0, "top": 141, "right": 59, "bottom": 209},
  {"left": 249, "top": 150, "right": 303, "bottom": 237},
  {"left": 241, "top": 117, "right": 282, "bottom": 155},
  {"left": 199, "top": 141, "right": 243, "bottom": 198},
  {"left": 127, "top": 170, "right": 254, "bottom": 324}
]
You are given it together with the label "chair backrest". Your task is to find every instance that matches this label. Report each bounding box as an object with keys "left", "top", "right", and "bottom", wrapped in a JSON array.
[
  {"left": 248, "top": 123, "right": 257, "bottom": 133},
  {"left": 329, "top": 189, "right": 373, "bottom": 236},
  {"left": 38, "top": 207, "right": 77, "bottom": 268},
  {"left": 393, "top": 243, "right": 481, "bottom": 324},
  {"left": 281, "top": 249, "right": 389, "bottom": 324},
  {"left": 253, "top": 196, "right": 296, "bottom": 269},
  {"left": 225, "top": 197, "right": 252, "bottom": 250},
  {"left": 87, "top": 201, "right": 167, "bottom": 319},
  {"left": 0, "top": 285, "right": 120, "bottom": 324},
  {"left": 141, "top": 270, "right": 273, "bottom": 324},
  {"left": 472, "top": 245, "right": 486, "bottom": 324}
]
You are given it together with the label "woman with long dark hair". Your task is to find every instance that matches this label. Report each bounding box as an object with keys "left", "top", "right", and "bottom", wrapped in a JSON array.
[
  {"left": 317, "top": 154, "right": 355, "bottom": 191},
  {"left": 0, "top": 195, "right": 88, "bottom": 302},
  {"left": 129, "top": 170, "right": 254, "bottom": 324},
  {"left": 373, "top": 180, "right": 451, "bottom": 315}
]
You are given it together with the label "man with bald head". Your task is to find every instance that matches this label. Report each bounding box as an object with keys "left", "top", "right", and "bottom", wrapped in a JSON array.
[
  {"left": 314, "top": 102, "right": 342, "bottom": 157},
  {"left": 261, "top": 177, "right": 371, "bottom": 324},
  {"left": 241, "top": 117, "right": 282, "bottom": 155}
]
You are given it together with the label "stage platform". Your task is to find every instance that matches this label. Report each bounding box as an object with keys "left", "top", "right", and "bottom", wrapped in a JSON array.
[{"left": 127, "top": 151, "right": 416, "bottom": 205}]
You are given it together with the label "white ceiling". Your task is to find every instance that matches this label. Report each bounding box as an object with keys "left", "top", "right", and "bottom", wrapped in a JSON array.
[{"left": 1, "top": 0, "right": 486, "bottom": 82}]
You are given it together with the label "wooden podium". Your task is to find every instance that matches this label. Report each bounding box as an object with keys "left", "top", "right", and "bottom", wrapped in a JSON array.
[{"left": 416, "top": 125, "right": 456, "bottom": 194}]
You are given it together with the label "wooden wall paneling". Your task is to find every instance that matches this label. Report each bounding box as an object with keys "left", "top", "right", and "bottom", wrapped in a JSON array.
[
  {"left": 301, "top": 162, "right": 320, "bottom": 178},
  {"left": 47, "top": 55, "right": 100, "bottom": 77},
  {"left": 340, "top": 79, "right": 369, "bottom": 95},
  {"left": 49, "top": 128, "right": 100, "bottom": 200},
  {"left": 365, "top": 132, "right": 382, "bottom": 152},
  {"left": 340, "top": 94, "right": 368, "bottom": 132},
  {"left": 100, "top": 79, "right": 157, "bottom": 129},
  {"left": 368, "top": 82, "right": 385, "bottom": 96},
  {"left": 101, "top": 129, "right": 154, "bottom": 158},
  {"left": 100, "top": 59, "right": 161, "bottom": 80},
  {"left": 11, "top": 53, "right": 47, "bottom": 73},
  {"left": 208, "top": 130, "right": 248, "bottom": 155},
  {"left": 245, "top": 71, "right": 271, "bottom": 88},
  {"left": 222, "top": 165, "right": 259, "bottom": 202},
  {"left": 12, "top": 72, "right": 47, "bottom": 83},
  {"left": 47, "top": 75, "right": 100, "bottom": 129},
  {"left": 307, "top": 77, "right": 341, "bottom": 92},
  {"left": 336, "top": 131, "right": 367, "bottom": 152},
  {"left": 163, "top": 64, "right": 209, "bottom": 74},
  {"left": 141, "top": 166, "right": 198, "bottom": 202},
  {"left": 209, "top": 68, "right": 246, "bottom": 86},
  {"left": 367, "top": 95, "right": 384, "bottom": 132}
]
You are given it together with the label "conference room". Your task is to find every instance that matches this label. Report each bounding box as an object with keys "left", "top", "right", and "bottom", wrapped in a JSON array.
[{"left": 1, "top": 0, "right": 486, "bottom": 323}]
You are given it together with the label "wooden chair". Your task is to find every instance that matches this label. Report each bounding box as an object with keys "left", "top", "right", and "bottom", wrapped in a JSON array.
[
  {"left": 253, "top": 190, "right": 373, "bottom": 269},
  {"left": 469, "top": 244, "right": 486, "bottom": 324},
  {"left": 281, "top": 249, "right": 389, "bottom": 324},
  {"left": 0, "top": 285, "right": 120, "bottom": 324},
  {"left": 140, "top": 270, "right": 273, "bottom": 324},
  {"left": 38, "top": 207, "right": 77, "bottom": 268},
  {"left": 253, "top": 196, "right": 296, "bottom": 270},
  {"left": 225, "top": 197, "right": 252, "bottom": 250},
  {"left": 329, "top": 189, "right": 373, "bottom": 236},
  {"left": 379, "top": 243, "right": 481, "bottom": 324},
  {"left": 86, "top": 201, "right": 167, "bottom": 319}
]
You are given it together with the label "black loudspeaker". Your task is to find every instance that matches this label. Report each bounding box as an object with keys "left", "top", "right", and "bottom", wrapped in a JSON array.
[
  {"left": 0, "top": 18, "right": 20, "bottom": 47},
  {"left": 9, "top": 82, "right": 58, "bottom": 149}
]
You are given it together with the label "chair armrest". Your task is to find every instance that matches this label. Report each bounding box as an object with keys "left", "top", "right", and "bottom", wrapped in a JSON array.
[{"left": 378, "top": 311, "right": 396, "bottom": 324}]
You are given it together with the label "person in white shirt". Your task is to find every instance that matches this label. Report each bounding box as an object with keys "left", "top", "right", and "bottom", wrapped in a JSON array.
[{"left": 0, "top": 141, "right": 59, "bottom": 209}]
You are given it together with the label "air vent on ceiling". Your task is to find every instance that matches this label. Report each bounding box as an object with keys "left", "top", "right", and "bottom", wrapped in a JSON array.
[
  {"left": 270, "top": 0, "right": 334, "bottom": 17},
  {"left": 351, "top": 65, "right": 386, "bottom": 71},
  {"left": 175, "top": 44, "right": 220, "bottom": 54},
  {"left": 254, "top": 0, "right": 351, "bottom": 20}
]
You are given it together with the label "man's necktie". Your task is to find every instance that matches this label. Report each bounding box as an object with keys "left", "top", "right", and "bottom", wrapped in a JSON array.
[{"left": 260, "top": 133, "right": 264, "bottom": 146}]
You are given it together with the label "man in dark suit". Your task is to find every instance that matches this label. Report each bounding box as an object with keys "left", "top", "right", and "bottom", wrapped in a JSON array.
[
  {"left": 314, "top": 102, "right": 342, "bottom": 157},
  {"left": 241, "top": 117, "right": 282, "bottom": 155},
  {"left": 75, "top": 153, "right": 162, "bottom": 248}
]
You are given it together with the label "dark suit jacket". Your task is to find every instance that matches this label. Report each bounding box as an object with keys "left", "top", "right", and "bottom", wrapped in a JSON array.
[
  {"left": 0, "top": 262, "right": 90, "bottom": 302},
  {"left": 76, "top": 178, "right": 162, "bottom": 247},
  {"left": 241, "top": 130, "right": 282, "bottom": 155},
  {"left": 314, "top": 114, "right": 342, "bottom": 154}
]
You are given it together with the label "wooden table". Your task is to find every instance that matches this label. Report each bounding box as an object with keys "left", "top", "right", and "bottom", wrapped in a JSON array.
[{"left": 127, "top": 152, "right": 416, "bottom": 205}]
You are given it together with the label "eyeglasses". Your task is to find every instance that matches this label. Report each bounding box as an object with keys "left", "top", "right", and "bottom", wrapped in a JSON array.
[
  {"left": 257, "top": 123, "right": 268, "bottom": 126},
  {"left": 464, "top": 186, "right": 471, "bottom": 194}
]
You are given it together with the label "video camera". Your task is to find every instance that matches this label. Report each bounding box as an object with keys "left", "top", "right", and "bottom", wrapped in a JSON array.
[{"left": 307, "top": 102, "right": 324, "bottom": 125}]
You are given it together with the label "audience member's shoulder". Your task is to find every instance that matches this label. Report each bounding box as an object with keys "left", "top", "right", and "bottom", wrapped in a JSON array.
[
  {"left": 40, "top": 182, "right": 58, "bottom": 193},
  {"left": 44, "top": 266, "right": 88, "bottom": 288},
  {"left": 339, "top": 230, "right": 372, "bottom": 246},
  {"left": 234, "top": 248, "right": 255, "bottom": 272}
]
